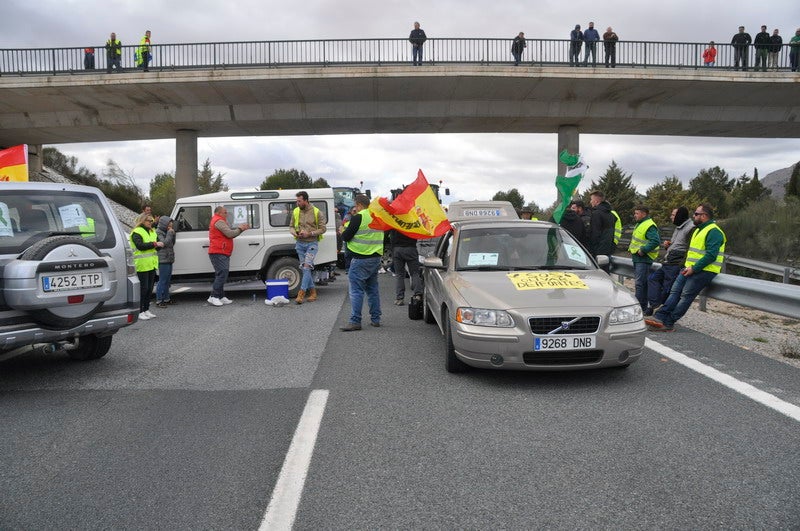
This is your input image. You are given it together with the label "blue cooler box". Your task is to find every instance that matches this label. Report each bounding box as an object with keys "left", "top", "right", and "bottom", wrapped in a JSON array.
[{"left": 266, "top": 279, "right": 289, "bottom": 299}]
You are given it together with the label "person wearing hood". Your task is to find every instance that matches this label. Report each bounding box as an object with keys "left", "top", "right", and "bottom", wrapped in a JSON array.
[
  {"left": 155, "top": 216, "right": 176, "bottom": 308},
  {"left": 645, "top": 206, "right": 693, "bottom": 316}
]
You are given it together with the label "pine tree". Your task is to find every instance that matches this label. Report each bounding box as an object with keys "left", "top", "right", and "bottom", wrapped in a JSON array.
[
  {"left": 492, "top": 188, "right": 525, "bottom": 210},
  {"left": 786, "top": 162, "right": 800, "bottom": 199},
  {"left": 689, "top": 166, "right": 734, "bottom": 218},
  {"left": 643, "top": 176, "right": 702, "bottom": 224},
  {"left": 197, "top": 159, "right": 228, "bottom": 193},
  {"left": 260, "top": 168, "right": 329, "bottom": 190},
  {"left": 583, "top": 161, "right": 638, "bottom": 225}
]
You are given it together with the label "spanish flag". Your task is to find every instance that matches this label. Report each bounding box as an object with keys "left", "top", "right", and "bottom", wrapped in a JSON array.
[
  {"left": 0, "top": 145, "right": 29, "bottom": 182},
  {"left": 369, "top": 170, "right": 451, "bottom": 239}
]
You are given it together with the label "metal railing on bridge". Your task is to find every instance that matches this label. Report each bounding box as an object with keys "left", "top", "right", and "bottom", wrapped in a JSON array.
[{"left": 2, "top": 38, "right": 797, "bottom": 76}]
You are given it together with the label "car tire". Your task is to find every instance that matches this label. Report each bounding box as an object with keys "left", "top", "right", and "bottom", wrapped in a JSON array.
[
  {"left": 423, "top": 288, "right": 436, "bottom": 324},
  {"left": 18, "top": 236, "right": 105, "bottom": 328},
  {"left": 67, "top": 334, "right": 113, "bottom": 361},
  {"left": 444, "top": 313, "right": 468, "bottom": 373},
  {"left": 266, "top": 257, "right": 302, "bottom": 297}
]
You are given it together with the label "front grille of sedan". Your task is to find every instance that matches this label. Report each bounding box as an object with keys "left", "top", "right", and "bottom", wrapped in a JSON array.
[
  {"left": 528, "top": 316, "right": 600, "bottom": 335},
  {"left": 523, "top": 350, "right": 604, "bottom": 365}
]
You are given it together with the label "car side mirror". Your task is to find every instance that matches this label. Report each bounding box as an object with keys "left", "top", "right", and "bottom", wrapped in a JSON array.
[
  {"left": 423, "top": 256, "right": 446, "bottom": 270},
  {"left": 595, "top": 255, "right": 610, "bottom": 267}
]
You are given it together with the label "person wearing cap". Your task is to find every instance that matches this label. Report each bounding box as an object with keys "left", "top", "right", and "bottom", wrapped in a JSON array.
[
  {"left": 519, "top": 206, "right": 537, "bottom": 220},
  {"left": 569, "top": 24, "right": 583, "bottom": 66},
  {"left": 731, "top": 25, "right": 752, "bottom": 71}
]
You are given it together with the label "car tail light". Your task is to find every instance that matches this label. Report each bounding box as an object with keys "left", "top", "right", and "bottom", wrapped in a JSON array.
[
  {"left": 125, "top": 246, "right": 136, "bottom": 276},
  {"left": 67, "top": 295, "right": 84, "bottom": 304}
]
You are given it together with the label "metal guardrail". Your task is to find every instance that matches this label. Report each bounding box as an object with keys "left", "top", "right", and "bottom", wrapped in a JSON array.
[
  {"left": 1, "top": 38, "right": 798, "bottom": 75},
  {"left": 610, "top": 256, "right": 800, "bottom": 320}
]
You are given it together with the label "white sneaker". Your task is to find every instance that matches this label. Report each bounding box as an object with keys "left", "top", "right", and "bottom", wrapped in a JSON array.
[
  {"left": 144, "top": 310, "right": 156, "bottom": 319},
  {"left": 207, "top": 297, "right": 223, "bottom": 307},
  {"left": 138, "top": 312, "right": 151, "bottom": 321},
  {"left": 220, "top": 297, "right": 233, "bottom": 305}
]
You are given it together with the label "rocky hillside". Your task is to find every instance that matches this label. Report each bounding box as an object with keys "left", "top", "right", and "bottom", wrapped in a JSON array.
[
  {"left": 30, "top": 167, "right": 140, "bottom": 231},
  {"left": 761, "top": 161, "right": 799, "bottom": 201}
]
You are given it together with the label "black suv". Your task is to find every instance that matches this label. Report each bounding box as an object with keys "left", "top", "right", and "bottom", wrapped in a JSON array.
[{"left": 1, "top": 182, "right": 140, "bottom": 361}]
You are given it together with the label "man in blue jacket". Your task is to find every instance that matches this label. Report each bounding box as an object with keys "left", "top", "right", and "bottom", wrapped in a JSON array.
[{"left": 583, "top": 22, "right": 600, "bottom": 67}]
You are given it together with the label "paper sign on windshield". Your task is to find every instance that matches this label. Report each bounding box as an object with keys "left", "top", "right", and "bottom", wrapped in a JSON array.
[
  {"left": 233, "top": 206, "right": 248, "bottom": 225},
  {"left": 59, "top": 203, "right": 88, "bottom": 229},
  {"left": 467, "top": 252, "right": 499, "bottom": 266},
  {"left": 563, "top": 244, "right": 588, "bottom": 264},
  {"left": 507, "top": 272, "right": 588, "bottom": 290}
]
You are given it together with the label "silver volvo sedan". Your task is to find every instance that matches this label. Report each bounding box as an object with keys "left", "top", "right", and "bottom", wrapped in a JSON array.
[{"left": 422, "top": 219, "right": 645, "bottom": 372}]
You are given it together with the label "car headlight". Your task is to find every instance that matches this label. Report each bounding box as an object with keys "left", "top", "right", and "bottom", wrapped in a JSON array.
[
  {"left": 456, "top": 307, "right": 515, "bottom": 327},
  {"left": 608, "top": 304, "right": 643, "bottom": 325}
]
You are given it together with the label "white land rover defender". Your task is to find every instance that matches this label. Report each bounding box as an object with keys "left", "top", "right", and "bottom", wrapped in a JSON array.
[
  {"left": 0, "top": 182, "right": 140, "bottom": 362},
  {"left": 170, "top": 188, "right": 338, "bottom": 296}
]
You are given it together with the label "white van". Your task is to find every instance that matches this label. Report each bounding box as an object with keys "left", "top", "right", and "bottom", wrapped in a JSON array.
[{"left": 170, "top": 188, "right": 338, "bottom": 296}]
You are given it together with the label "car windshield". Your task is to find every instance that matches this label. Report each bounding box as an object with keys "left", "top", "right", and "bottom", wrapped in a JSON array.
[
  {"left": 455, "top": 225, "right": 594, "bottom": 271},
  {"left": 0, "top": 190, "right": 114, "bottom": 254}
]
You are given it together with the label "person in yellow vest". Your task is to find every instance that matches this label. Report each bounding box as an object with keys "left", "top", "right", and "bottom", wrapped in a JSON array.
[
  {"left": 290, "top": 191, "right": 327, "bottom": 304},
  {"left": 519, "top": 206, "right": 538, "bottom": 221},
  {"left": 130, "top": 214, "right": 163, "bottom": 321},
  {"left": 646, "top": 203, "right": 726, "bottom": 332},
  {"left": 136, "top": 30, "right": 152, "bottom": 71},
  {"left": 628, "top": 206, "right": 660, "bottom": 312},
  {"left": 105, "top": 32, "right": 122, "bottom": 73},
  {"left": 339, "top": 194, "right": 384, "bottom": 331}
]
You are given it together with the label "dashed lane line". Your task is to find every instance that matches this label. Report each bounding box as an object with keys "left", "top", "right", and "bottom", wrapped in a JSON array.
[
  {"left": 646, "top": 338, "right": 800, "bottom": 423},
  {"left": 259, "top": 389, "right": 330, "bottom": 531}
]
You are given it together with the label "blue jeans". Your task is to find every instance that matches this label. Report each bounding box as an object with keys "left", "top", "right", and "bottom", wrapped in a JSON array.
[
  {"left": 412, "top": 45, "right": 423, "bottom": 65},
  {"left": 584, "top": 42, "right": 597, "bottom": 65},
  {"left": 209, "top": 253, "right": 229, "bottom": 298},
  {"left": 655, "top": 270, "right": 717, "bottom": 327},
  {"left": 156, "top": 262, "right": 173, "bottom": 302},
  {"left": 647, "top": 264, "right": 681, "bottom": 308},
  {"left": 633, "top": 261, "right": 652, "bottom": 310},
  {"left": 512, "top": 51, "right": 522, "bottom": 65},
  {"left": 295, "top": 241, "right": 319, "bottom": 291},
  {"left": 348, "top": 256, "right": 381, "bottom": 325}
]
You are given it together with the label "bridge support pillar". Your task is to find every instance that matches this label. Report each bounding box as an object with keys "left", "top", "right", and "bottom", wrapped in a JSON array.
[
  {"left": 557, "top": 125, "right": 579, "bottom": 177},
  {"left": 27, "top": 144, "right": 43, "bottom": 176},
  {"left": 176, "top": 129, "right": 199, "bottom": 199}
]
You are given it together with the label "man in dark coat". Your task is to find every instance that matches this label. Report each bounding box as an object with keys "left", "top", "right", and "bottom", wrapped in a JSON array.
[{"left": 589, "top": 190, "right": 616, "bottom": 271}]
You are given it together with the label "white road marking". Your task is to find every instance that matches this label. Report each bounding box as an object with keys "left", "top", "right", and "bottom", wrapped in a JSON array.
[
  {"left": 259, "top": 389, "right": 329, "bottom": 531},
  {"left": 646, "top": 338, "right": 800, "bottom": 423}
]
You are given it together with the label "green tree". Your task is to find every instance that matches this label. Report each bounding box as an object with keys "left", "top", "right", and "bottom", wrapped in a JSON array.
[
  {"left": 730, "top": 169, "right": 770, "bottom": 212},
  {"left": 42, "top": 147, "right": 100, "bottom": 187},
  {"left": 583, "top": 160, "right": 639, "bottom": 225},
  {"left": 197, "top": 158, "right": 228, "bottom": 194},
  {"left": 723, "top": 197, "right": 800, "bottom": 264},
  {"left": 492, "top": 188, "right": 525, "bottom": 210},
  {"left": 643, "top": 176, "right": 702, "bottom": 225},
  {"left": 689, "top": 166, "right": 734, "bottom": 218},
  {"left": 260, "top": 168, "right": 329, "bottom": 190},
  {"left": 101, "top": 159, "right": 146, "bottom": 212},
  {"left": 785, "top": 162, "right": 800, "bottom": 199},
  {"left": 150, "top": 172, "right": 176, "bottom": 216}
]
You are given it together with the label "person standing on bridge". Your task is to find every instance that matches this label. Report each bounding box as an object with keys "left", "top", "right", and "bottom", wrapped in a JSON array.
[
  {"left": 768, "top": 29, "right": 783, "bottom": 71},
  {"left": 409, "top": 22, "right": 427, "bottom": 66},
  {"left": 137, "top": 30, "right": 152, "bottom": 72},
  {"left": 753, "top": 25, "right": 771, "bottom": 72},
  {"left": 84, "top": 48, "right": 95, "bottom": 70},
  {"left": 602, "top": 27, "right": 618, "bottom": 68},
  {"left": 511, "top": 32, "right": 526, "bottom": 66},
  {"left": 583, "top": 22, "right": 600, "bottom": 67},
  {"left": 340, "top": 194, "right": 384, "bottom": 331},
  {"left": 646, "top": 203, "right": 726, "bottom": 332},
  {"left": 731, "top": 25, "right": 752, "bottom": 71},
  {"left": 291, "top": 191, "right": 327, "bottom": 304},
  {"left": 569, "top": 24, "right": 583, "bottom": 66},
  {"left": 105, "top": 32, "right": 122, "bottom": 73},
  {"left": 790, "top": 28, "right": 800, "bottom": 72},
  {"left": 702, "top": 41, "right": 717, "bottom": 67},
  {"left": 207, "top": 206, "right": 250, "bottom": 307}
]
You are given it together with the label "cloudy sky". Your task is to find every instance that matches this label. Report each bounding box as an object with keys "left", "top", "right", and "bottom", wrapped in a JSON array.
[{"left": 4, "top": 0, "right": 800, "bottom": 207}]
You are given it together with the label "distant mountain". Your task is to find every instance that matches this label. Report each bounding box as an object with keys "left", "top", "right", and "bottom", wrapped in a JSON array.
[{"left": 761, "top": 162, "right": 799, "bottom": 201}]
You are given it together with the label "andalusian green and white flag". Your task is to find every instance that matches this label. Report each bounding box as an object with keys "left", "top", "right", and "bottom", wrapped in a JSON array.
[{"left": 552, "top": 150, "right": 588, "bottom": 224}]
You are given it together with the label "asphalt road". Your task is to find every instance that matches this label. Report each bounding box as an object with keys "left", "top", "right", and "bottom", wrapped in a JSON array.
[{"left": 1, "top": 273, "right": 798, "bottom": 530}]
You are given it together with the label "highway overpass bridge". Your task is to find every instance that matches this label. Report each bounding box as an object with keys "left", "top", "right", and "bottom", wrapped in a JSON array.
[{"left": 1, "top": 65, "right": 798, "bottom": 197}]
